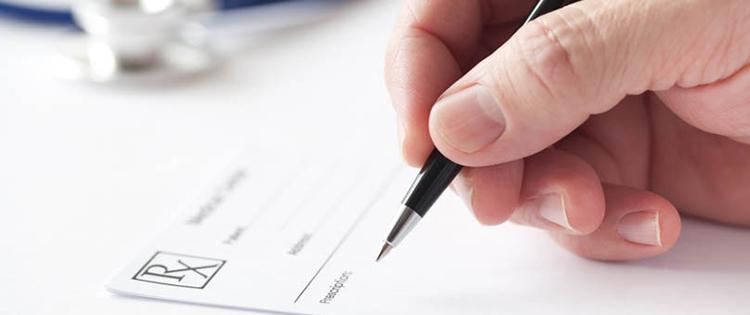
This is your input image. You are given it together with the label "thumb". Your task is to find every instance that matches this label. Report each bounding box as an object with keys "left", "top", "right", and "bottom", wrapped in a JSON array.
[{"left": 428, "top": 0, "right": 747, "bottom": 167}]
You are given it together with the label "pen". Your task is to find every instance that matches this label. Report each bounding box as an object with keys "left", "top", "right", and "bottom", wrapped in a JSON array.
[{"left": 377, "top": 0, "right": 574, "bottom": 262}]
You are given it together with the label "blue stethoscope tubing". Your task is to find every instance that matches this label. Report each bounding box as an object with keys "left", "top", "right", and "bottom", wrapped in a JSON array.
[{"left": 0, "top": 0, "right": 293, "bottom": 25}]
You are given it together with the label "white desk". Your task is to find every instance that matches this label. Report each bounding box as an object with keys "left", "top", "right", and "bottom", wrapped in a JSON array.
[{"left": 1, "top": 1, "right": 749, "bottom": 314}]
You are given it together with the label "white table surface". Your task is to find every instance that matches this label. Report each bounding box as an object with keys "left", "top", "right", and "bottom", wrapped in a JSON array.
[{"left": 2, "top": 1, "right": 750, "bottom": 314}]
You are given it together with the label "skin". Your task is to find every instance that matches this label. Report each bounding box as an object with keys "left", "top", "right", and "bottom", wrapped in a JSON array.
[{"left": 385, "top": 0, "right": 750, "bottom": 260}]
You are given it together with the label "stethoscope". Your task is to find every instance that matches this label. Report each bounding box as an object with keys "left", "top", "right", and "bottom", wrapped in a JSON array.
[
  {"left": 0, "top": 0, "right": 341, "bottom": 83},
  {"left": 0, "top": 0, "right": 297, "bottom": 25}
]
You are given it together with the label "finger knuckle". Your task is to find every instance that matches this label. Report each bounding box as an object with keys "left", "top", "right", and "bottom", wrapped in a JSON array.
[
  {"left": 511, "top": 8, "right": 603, "bottom": 111},
  {"left": 516, "top": 21, "right": 576, "bottom": 99}
]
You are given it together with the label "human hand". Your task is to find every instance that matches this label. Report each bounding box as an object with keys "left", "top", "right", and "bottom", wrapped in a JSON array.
[{"left": 385, "top": 0, "right": 750, "bottom": 260}]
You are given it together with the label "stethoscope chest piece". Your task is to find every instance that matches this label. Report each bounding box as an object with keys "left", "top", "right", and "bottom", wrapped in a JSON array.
[{"left": 54, "top": 0, "right": 216, "bottom": 83}]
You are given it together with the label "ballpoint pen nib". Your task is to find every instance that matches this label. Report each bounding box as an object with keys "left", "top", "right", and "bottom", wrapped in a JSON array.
[{"left": 376, "top": 243, "right": 392, "bottom": 262}]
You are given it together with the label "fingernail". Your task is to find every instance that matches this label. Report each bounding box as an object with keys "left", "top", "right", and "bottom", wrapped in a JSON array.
[
  {"left": 432, "top": 84, "right": 505, "bottom": 153},
  {"left": 532, "top": 193, "right": 575, "bottom": 232},
  {"left": 451, "top": 175, "right": 474, "bottom": 211},
  {"left": 617, "top": 211, "right": 662, "bottom": 246}
]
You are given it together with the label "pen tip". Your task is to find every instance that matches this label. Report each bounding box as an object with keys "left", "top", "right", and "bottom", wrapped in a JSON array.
[{"left": 376, "top": 243, "right": 392, "bottom": 262}]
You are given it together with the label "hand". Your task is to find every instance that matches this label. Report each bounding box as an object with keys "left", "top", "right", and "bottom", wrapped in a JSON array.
[{"left": 385, "top": 0, "right": 750, "bottom": 260}]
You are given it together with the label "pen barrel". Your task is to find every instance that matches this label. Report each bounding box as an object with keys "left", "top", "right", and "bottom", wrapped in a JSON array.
[{"left": 402, "top": 151, "right": 463, "bottom": 217}]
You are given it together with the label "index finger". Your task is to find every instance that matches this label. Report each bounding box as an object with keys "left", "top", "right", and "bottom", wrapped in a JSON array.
[{"left": 385, "top": 0, "right": 534, "bottom": 167}]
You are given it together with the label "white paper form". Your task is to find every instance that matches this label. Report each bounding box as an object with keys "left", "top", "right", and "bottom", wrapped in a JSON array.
[
  {"left": 107, "top": 138, "right": 421, "bottom": 314},
  {"left": 108, "top": 137, "right": 750, "bottom": 315}
]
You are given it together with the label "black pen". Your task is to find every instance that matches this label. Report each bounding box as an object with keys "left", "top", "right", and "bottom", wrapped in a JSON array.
[{"left": 376, "top": 0, "right": 574, "bottom": 262}]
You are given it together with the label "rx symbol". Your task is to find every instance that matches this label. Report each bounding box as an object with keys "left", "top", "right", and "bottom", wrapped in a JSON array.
[
  {"left": 141, "top": 260, "right": 220, "bottom": 282},
  {"left": 133, "top": 252, "right": 226, "bottom": 288}
]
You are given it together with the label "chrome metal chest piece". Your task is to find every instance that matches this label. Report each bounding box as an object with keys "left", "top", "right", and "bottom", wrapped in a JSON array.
[{"left": 57, "top": 0, "right": 215, "bottom": 82}]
